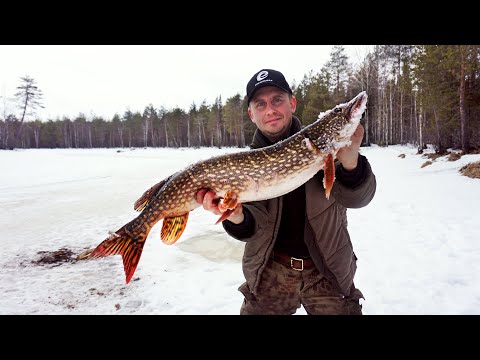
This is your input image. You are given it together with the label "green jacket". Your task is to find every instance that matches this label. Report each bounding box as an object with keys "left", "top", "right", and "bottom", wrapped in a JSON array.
[{"left": 224, "top": 117, "right": 377, "bottom": 297}]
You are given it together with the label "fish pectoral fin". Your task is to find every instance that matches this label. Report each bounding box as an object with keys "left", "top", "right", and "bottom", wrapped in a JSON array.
[
  {"left": 161, "top": 213, "right": 189, "bottom": 245},
  {"left": 215, "top": 190, "right": 239, "bottom": 224},
  {"left": 218, "top": 190, "right": 238, "bottom": 212},
  {"left": 322, "top": 152, "right": 335, "bottom": 200},
  {"left": 215, "top": 207, "right": 237, "bottom": 225},
  {"left": 134, "top": 173, "right": 176, "bottom": 211}
]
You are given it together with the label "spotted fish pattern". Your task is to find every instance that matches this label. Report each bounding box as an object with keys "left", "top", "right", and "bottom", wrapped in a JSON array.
[{"left": 85, "top": 91, "right": 368, "bottom": 284}]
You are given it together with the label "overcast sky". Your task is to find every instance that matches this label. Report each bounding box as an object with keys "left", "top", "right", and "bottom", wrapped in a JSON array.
[{"left": 0, "top": 45, "right": 373, "bottom": 120}]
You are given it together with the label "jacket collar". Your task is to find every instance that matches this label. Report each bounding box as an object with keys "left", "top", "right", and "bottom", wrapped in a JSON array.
[{"left": 250, "top": 115, "right": 302, "bottom": 149}]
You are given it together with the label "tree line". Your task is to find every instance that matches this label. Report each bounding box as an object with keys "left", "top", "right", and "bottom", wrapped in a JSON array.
[{"left": 1, "top": 45, "right": 479, "bottom": 154}]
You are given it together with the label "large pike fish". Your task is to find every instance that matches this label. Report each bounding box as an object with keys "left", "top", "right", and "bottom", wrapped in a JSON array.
[{"left": 84, "top": 91, "right": 368, "bottom": 283}]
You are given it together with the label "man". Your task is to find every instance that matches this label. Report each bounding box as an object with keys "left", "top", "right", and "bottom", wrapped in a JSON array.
[{"left": 196, "top": 69, "right": 376, "bottom": 315}]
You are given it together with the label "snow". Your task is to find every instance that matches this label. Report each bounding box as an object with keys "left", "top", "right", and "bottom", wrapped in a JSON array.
[{"left": 1, "top": 144, "right": 479, "bottom": 314}]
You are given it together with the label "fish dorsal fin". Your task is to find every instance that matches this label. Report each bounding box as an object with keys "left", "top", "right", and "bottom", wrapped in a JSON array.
[
  {"left": 160, "top": 213, "right": 189, "bottom": 245},
  {"left": 134, "top": 174, "right": 174, "bottom": 212}
]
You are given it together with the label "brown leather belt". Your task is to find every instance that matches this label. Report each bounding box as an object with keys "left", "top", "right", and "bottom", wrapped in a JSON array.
[{"left": 272, "top": 251, "right": 316, "bottom": 271}]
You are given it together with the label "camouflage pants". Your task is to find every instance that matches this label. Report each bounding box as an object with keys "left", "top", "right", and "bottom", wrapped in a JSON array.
[{"left": 239, "top": 257, "right": 362, "bottom": 315}]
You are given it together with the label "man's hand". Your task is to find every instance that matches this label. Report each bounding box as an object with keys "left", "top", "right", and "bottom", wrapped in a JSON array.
[
  {"left": 336, "top": 123, "right": 364, "bottom": 171},
  {"left": 196, "top": 189, "right": 244, "bottom": 224}
]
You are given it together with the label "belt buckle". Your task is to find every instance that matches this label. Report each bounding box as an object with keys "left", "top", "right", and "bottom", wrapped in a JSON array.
[{"left": 290, "top": 257, "right": 304, "bottom": 271}]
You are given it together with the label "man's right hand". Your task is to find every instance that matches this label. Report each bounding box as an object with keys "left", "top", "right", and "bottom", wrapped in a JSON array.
[{"left": 196, "top": 189, "right": 245, "bottom": 224}]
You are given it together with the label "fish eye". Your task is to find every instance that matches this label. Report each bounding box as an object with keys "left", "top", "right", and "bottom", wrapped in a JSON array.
[{"left": 334, "top": 107, "right": 342, "bottom": 113}]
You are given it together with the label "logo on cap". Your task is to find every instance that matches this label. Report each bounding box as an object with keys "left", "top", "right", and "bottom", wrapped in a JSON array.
[
  {"left": 247, "top": 68, "right": 292, "bottom": 104},
  {"left": 256, "top": 71, "right": 269, "bottom": 82}
]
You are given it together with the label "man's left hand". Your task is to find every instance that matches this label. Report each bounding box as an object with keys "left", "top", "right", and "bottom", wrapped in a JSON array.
[{"left": 336, "top": 123, "right": 364, "bottom": 171}]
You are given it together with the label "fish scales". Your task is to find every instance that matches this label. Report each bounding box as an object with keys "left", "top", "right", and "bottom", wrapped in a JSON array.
[{"left": 83, "top": 91, "right": 368, "bottom": 284}]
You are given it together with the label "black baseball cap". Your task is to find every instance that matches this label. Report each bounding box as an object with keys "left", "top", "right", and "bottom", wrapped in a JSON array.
[{"left": 246, "top": 69, "right": 293, "bottom": 104}]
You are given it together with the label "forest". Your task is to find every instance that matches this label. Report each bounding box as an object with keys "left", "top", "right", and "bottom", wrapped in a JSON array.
[{"left": 1, "top": 45, "right": 479, "bottom": 154}]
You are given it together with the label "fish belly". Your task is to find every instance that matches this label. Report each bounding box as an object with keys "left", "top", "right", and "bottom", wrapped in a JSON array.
[{"left": 217, "top": 156, "right": 324, "bottom": 203}]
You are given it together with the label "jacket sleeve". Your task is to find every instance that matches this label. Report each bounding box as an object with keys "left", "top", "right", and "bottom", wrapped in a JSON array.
[
  {"left": 222, "top": 200, "right": 271, "bottom": 242},
  {"left": 332, "top": 154, "right": 376, "bottom": 208}
]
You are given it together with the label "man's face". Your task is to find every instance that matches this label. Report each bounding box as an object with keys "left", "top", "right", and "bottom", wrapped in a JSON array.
[{"left": 248, "top": 86, "right": 297, "bottom": 141}]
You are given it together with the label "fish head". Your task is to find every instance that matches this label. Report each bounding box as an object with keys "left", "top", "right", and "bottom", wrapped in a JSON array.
[{"left": 310, "top": 91, "right": 368, "bottom": 151}]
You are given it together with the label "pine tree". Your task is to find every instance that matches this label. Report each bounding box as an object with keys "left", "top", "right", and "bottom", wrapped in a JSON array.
[{"left": 13, "top": 76, "right": 44, "bottom": 148}]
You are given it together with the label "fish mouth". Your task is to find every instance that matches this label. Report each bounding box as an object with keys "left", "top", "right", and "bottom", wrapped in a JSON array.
[
  {"left": 332, "top": 91, "right": 368, "bottom": 150},
  {"left": 346, "top": 91, "right": 368, "bottom": 123}
]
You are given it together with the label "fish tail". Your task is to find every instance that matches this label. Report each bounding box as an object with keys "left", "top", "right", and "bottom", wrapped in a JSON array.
[{"left": 87, "top": 222, "right": 149, "bottom": 284}]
